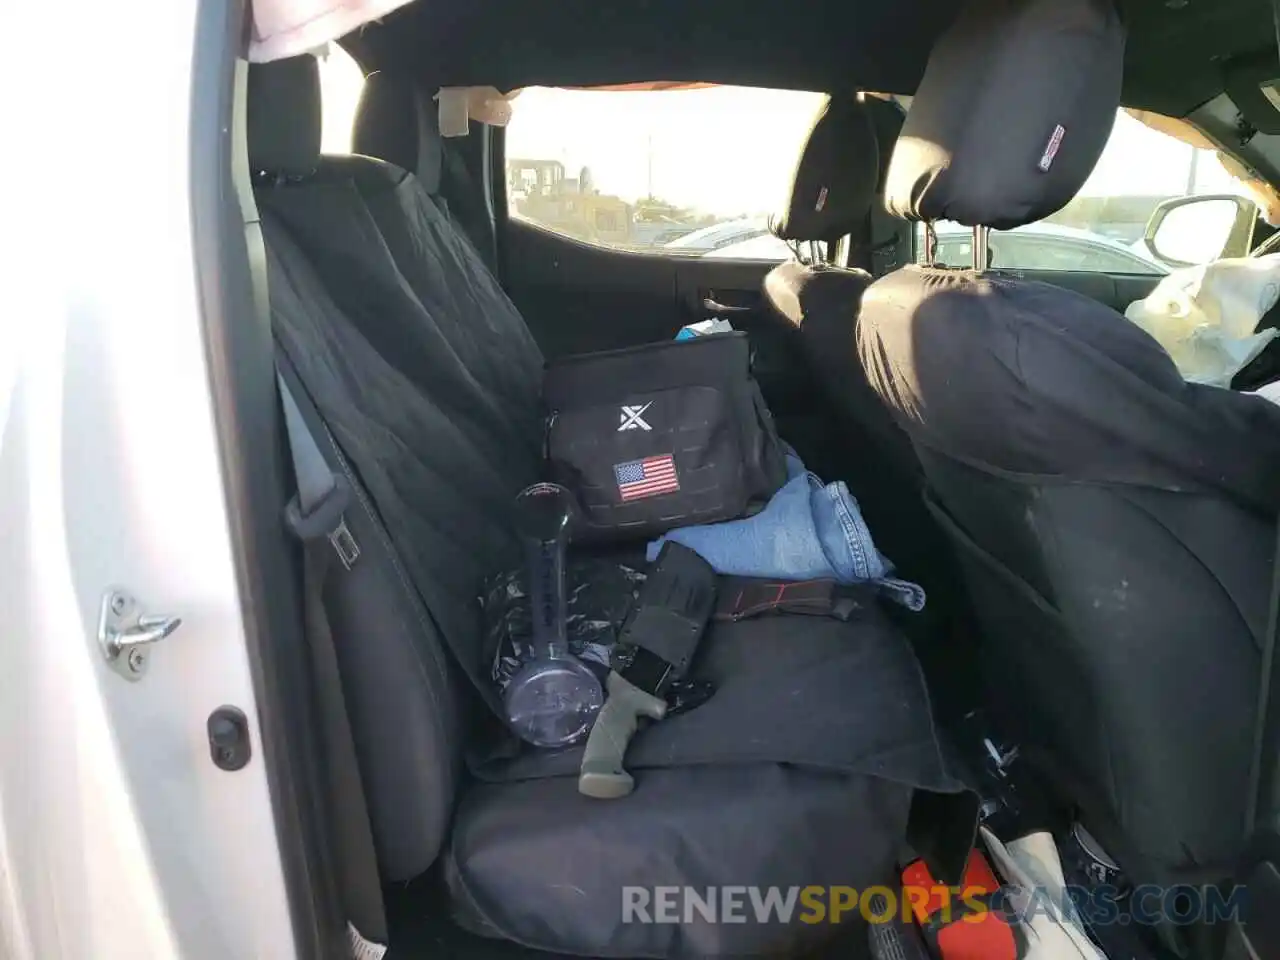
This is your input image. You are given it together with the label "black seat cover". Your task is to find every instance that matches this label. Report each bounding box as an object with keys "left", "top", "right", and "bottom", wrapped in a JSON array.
[
  {"left": 248, "top": 57, "right": 962, "bottom": 957},
  {"left": 765, "top": 95, "right": 880, "bottom": 343},
  {"left": 763, "top": 96, "right": 890, "bottom": 469},
  {"left": 859, "top": 0, "right": 1280, "bottom": 886},
  {"left": 352, "top": 70, "right": 442, "bottom": 187},
  {"left": 249, "top": 56, "right": 542, "bottom": 881},
  {"left": 352, "top": 68, "right": 494, "bottom": 265},
  {"left": 770, "top": 95, "right": 881, "bottom": 251}
]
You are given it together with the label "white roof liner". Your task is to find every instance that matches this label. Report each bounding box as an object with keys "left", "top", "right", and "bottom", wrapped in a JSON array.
[{"left": 249, "top": 0, "right": 412, "bottom": 62}]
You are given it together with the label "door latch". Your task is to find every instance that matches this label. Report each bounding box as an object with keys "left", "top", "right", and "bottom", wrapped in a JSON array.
[{"left": 98, "top": 590, "right": 182, "bottom": 681}]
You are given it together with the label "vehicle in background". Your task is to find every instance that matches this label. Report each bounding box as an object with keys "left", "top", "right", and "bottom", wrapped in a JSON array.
[
  {"left": 933, "top": 222, "right": 1170, "bottom": 274},
  {"left": 702, "top": 232, "right": 797, "bottom": 260},
  {"left": 632, "top": 221, "right": 698, "bottom": 246},
  {"left": 690, "top": 195, "right": 1269, "bottom": 273},
  {"left": 507, "top": 160, "right": 706, "bottom": 247},
  {"left": 507, "top": 158, "right": 634, "bottom": 246},
  {"left": 631, "top": 197, "right": 705, "bottom": 245},
  {"left": 665, "top": 217, "right": 772, "bottom": 253},
  {"left": 691, "top": 220, "right": 1170, "bottom": 271}
]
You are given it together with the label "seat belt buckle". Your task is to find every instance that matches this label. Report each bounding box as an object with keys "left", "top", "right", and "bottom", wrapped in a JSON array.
[{"left": 284, "top": 473, "right": 361, "bottom": 569}]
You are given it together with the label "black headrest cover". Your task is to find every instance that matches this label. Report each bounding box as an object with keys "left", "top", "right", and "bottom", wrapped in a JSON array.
[
  {"left": 864, "top": 96, "right": 905, "bottom": 192},
  {"left": 353, "top": 73, "right": 444, "bottom": 193},
  {"left": 885, "top": 0, "right": 1124, "bottom": 230},
  {"left": 248, "top": 56, "right": 322, "bottom": 177},
  {"left": 774, "top": 96, "right": 880, "bottom": 243}
]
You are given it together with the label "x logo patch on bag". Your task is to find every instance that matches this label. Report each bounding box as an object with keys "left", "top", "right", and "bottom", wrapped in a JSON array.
[{"left": 618, "top": 403, "right": 653, "bottom": 432}]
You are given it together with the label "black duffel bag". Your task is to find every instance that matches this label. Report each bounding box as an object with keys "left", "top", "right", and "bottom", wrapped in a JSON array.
[{"left": 544, "top": 332, "right": 788, "bottom": 541}]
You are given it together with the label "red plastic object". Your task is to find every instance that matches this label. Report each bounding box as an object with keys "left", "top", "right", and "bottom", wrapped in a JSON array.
[
  {"left": 900, "top": 850, "right": 1017, "bottom": 960},
  {"left": 901, "top": 850, "right": 1000, "bottom": 924}
]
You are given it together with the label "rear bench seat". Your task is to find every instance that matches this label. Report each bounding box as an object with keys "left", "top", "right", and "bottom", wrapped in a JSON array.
[{"left": 248, "top": 56, "right": 961, "bottom": 957}]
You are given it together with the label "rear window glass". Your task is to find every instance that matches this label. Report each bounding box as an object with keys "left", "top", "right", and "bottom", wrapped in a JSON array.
[
  {"left": 317, "top": 44, "right": 366, "bottom": 154},
  {"left": 503, "top": 86, "right": 827, "bottom": 260}
]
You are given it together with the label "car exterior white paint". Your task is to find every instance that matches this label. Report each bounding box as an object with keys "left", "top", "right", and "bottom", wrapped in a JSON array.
[{"left": 0, "top": 0, "right": 296, "bottom": 957}]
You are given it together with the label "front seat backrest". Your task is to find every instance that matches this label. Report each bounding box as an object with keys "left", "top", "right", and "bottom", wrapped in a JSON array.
[
  {"left": 860, "top": 0, "right": 1280, "bottom": 891},
  {"left": 765, "top": 95, "right": 879, "bottom": 333}
]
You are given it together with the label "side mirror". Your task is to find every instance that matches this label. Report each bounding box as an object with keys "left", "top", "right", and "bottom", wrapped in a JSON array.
[{"left": 1142, "top": 194, "right": 1257, "bottom": 269}]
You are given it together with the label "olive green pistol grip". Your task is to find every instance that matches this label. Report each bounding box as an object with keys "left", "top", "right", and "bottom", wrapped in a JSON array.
[{"left": 578, "top": 671, "right": 668, "bottom": 799}]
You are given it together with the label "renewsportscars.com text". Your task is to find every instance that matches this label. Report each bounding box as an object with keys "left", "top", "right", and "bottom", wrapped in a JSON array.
[{"left": 621, "top": 884, "right": 1247, "bottom": 927}]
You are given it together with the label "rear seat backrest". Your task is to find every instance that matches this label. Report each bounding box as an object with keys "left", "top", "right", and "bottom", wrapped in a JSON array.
[
  {"left": 265, "top": 156, "right": 544, "bottom": 446},
  {"left": 353, "top": 70, "right": 494, "bottom": 267},
  {"left": 353, "top": 71, "right": 443, "bottom": 197},
  {"left": 248, "top": 56, "right": 544, "bottom": 881}
]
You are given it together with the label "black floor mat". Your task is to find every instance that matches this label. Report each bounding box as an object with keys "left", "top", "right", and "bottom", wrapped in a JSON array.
[{"left": 385, "top": 874, "right": 872, "bottom": 960}]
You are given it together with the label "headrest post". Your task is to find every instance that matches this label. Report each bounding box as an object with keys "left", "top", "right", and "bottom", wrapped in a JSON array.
[
  {"left": 972, "top": 225, "right": 989, "bottom": 272},
  {"left": 923, "top": 222, "right": 937, "bottom": 265},
  {"left": 832, "top": 235, "right": 850, "bottom": 268}
]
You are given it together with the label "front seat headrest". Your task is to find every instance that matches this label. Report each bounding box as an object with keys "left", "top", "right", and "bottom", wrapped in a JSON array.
[
  {"left": 247, "top": 56, "right": 322, "bottom": 178},
  {"left": 773, "top": 96, "right": 880, "bottom": 244},
  {"left": 864, "top": 96, "right": 905, "bottom": 192},
  {"left": 885, "top": 0, "right": 1124, "bottom": 230},
  {"left": 353, "top": 72, "right": 445, "bottom": 193}
]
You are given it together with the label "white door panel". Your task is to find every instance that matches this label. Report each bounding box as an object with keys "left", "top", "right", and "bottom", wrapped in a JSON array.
[{"left": 0, "top": 0, "right": 298, "bottom": 956}]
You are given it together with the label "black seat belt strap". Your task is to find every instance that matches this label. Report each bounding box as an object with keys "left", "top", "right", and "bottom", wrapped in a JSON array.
[
  {"left": 277, "top": 370, "right": 388, "bottom": 960},
  {"left": 279, "top": 376, "right": 361, "bottom": 569},
  {"left": 276, "top": 354, "right": 506, "bottom": 720}
]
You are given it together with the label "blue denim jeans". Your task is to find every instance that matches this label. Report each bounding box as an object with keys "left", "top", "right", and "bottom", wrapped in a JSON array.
[{"left": 647, "top": 455, "right": 925, "bottom": 610}]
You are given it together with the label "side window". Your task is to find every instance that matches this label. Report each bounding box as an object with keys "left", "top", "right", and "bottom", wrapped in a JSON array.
[
  {"left": 503, "top": 86, "right": 828, "bottom": 260},
  {"left": 917, "top": 109, "right": 1251, "bottom": 276},
  {"left": 316, "top": 44, "right": 366, "bottom": 155}
]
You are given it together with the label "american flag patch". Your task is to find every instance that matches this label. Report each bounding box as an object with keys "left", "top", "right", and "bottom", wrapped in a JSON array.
[{"left": 614, "top": 455, "right": 680, "bottom": 501}]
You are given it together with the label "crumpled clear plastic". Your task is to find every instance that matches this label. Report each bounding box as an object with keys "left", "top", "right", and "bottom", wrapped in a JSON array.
[
  {"left": 482, "top": 558, "right": 715, "bottom": 717},
  {"left": 1124, "top": 254, "right": 1280, "bottom": 387},
  {"left": 485, "top": 558, "right": 640, "bottom": 689}
]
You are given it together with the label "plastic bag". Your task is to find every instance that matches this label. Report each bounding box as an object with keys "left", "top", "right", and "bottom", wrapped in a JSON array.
[
  {"left": 676, "top": 319, "right": 735, "bottom": 340},
  {"left": 980, "top": 827, "right": 1108, "bottom": 960},
  {"left": 484, "top": 558, "right": 641, "bottom": 689},
  {"left": 1124, "top": 255, "right": 1280, "bottom": 387},
  {"left": 482, "top": 558, "right": 714, "bottom": 716}
]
